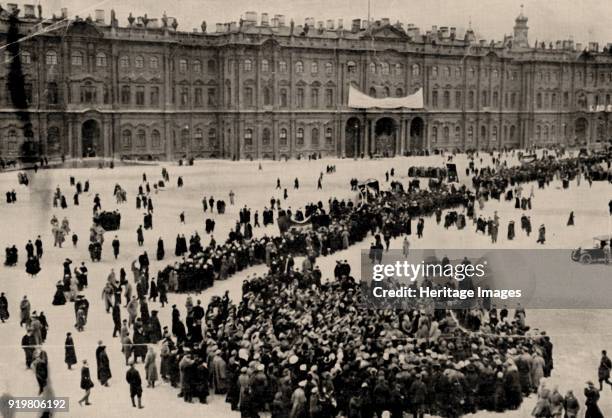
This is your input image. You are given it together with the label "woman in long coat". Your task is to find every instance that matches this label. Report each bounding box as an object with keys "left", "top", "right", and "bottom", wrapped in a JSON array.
[
  {"left": 95, "top": 343, "right": 112, "bottom": 386},
  {"left": 144, "top": 346, "right": 159, "bottom": 388},
  {"left": 64, "top": 332, "right": 77, "bottom": 369},
  {"left": 0, "top": 292, "right": 9, "bottom": 322},
  {"left": 79, "top": 360, "right": 94, "bottom": 406}
]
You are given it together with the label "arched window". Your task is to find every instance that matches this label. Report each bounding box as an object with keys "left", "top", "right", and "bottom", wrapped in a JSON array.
[
  {"left": 395, "top": 63, "right": 402, "bottom": 76},
  {"left": 467, "top": 126, "right": 474, "bottom": 142},
  {"left": 261, "top": 59, "right": 269, "bottom": 73},
  {"left": 347, "top": 61, "right": 356, "bottom": 74},
  {"left": 544, "top": 125, "right": 549, "bottom": 141},
  {"left": 47, "top": 127, "right": 60, "bottom": 153},
  {"left": 279, "top": 128, "right": 288, "bottom": 146},
  {"left": 432, "top": 90, "right": 438, "bottom": 107},
  {"left": 119, "top": 55, "right": 129, "bottom": 68},
  {"left": 468, "top": 91, "right": 475, "bottom": 109},
  {"left": 535, "top": 125, "right": 541, "bottom": 141},
  {"left": 135, "top": 56, "right": 144, "bottom": 68},
  {"left": 412, "top": 64, "right": 420, "bottom": 77},
  {"left": 208, "top": 128, "right": 217, "bottom": 148},
  {"left": 122, "top": 130, "right": 132, "bottom": 148},
  {"left": 443, "top": 66, "right": 451, "bottom": 78},
  {"left": 96, "top": 52, "right": 107, "bottom": 67},
  {"left": 311, "top": 61, "right": 318, "bottom": 74},
  {"left": 7, "top": 129, "right": 18, "bottom": 152},
  {"left": 207, "top": 59, "right": 216, "bottom": 73},
  {"left": 179, "top": 59, "right": 188, "bottom": 73},
  {"left": 325, "top": 62, "right": 333, "bottom": 75},
  {"left": 492, "top": 126, "right": 498, "bottom": 141},
  {"left": 194, "top": 129, "right": 203, "bottom": 148},
  {"left": 396, "top": 88, "right": 404, "bottom": 97},
  {"left": 455, "top": 125, "right": 461, "bottom": 141},
  {"left": 279, "top": 61, "right": 287, "bottom": 73},
  {"left": 432, "top": 126, "right": 438, "bottom": 143},
  {"left": 443, "top": 126, "right": 449, "bottom": 141},
  {"left": 262, "top": 128, "right": 271, "bottom": 146},
  {"left": 46, "top": 50, "right": 58, "bottom": 65},
  {"left": 244, "top": 129, "right": 253, "bottom": 147},
  {"left": 577, "top": 93, "right": 587, "bottom": 109},
  {"left": 480, "top": 126, "right": 487, "bottom": 140},
  {"left": 244, "top": 59, "right": 252, "bottom": 72},
  {"left": 455, "top": 67, "right": 462, "bottom": 78},
  {"left": 369, "top": 62, "right": 377, "bottom": 74},
  {"left": 263, "top": 87, "right": 272, "bottom": 106},
  {"left": 311, "top": 128, "right": 319, "bottom": 146},
  {"left": 296, "top": 128, "right": 304, "bottom": 146},
  {"left": 151, "top": 130, "right": 161, "bottom": 148},
  {"left": 21, "top": 51, "right": 31, "bottom": 64},
  {"left": 295, "top": 61, "right": 304, "bottom": 73},
  {"left": 381, "top": 62, "right": 390, "bottom": 75},
  {"left": 325, "top": 127, "right": 333, "bottom": 144},
  {"left": 468, "top": 67, "right": 475, "bottom": 79},
  {"left": 443, "top": 91, "right": 450, "bottom": 108},
  {"left": 493, "top": 92, "right": 499, "bottom": 107},
  {"left": 193, "top": 60, "right": 202, "bottom": 73},
  {"left": 180, "top": 128, "right": 189, "bottom": 149},
  {"left": 510, "top": 125, "right": 516, "bottom": 141},
  {"left": 136, "top": 129, "right": 146, "bottom": 147},
  {"left": 150, "top": 57, "right": 159, "bottom": 69},
  {"left": 71, "top": 51, "right": 83, "bottom": 66},
  {"left": 369, "top": 87, "right": 376, "bottom": 98},
  {"left": 431, "top": 66, "right": 438, "bottom": 78},
  {"left": 383, "top": 86, "right": 390, "bottom": 98},
  {"left": 279, "top": 88, "right": 288, "bottom": 107}
]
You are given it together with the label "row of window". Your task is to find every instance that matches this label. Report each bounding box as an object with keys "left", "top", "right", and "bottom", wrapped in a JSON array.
[
  {"left": 431, "top": 90, "right": 520, "bottom": 109},
  {"left": 121, "top": 128, "right": 219, "bottom": 149},
  {"left": 431, "top": 124, "right": 518, "bottom": 143},
  {"left": 243, "top": 86, "right": 335, "bottom": 108},
  {"left": 243, "top": 127, "right": 333, "bottom": 147}
]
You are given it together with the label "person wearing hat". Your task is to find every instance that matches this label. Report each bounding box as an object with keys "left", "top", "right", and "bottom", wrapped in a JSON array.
[
  {"left": 95, "top": 341, "right": 112, "bottom": 387},
  {"left": 64, "top": 332, "right": 77, "bottom": 370},
  {"left": 290, "top": 381, "right": 307, "bottom": 418},
  {"left": 598, "top": 350, "right": 612, "bottom": 391},
  {"left": 126, "top": 360, "right": 143, "bottom": 409},
  {"left": 78, "top": 360, "right": 94, "bottom": 406},
  {"left": 563, "top": 390, "right": 580, "bottom": 418}
]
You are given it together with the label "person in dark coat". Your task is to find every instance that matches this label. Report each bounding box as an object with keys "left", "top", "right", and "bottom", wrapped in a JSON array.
[
  {"left": 537, "top": 224, "right": 546, "bottom": 244},
  {"left": 95, "top": 342, "right": 112, "bottom": 386},
  {"left": 126, "top": 360, "right": 144, "bottom": 408},
  {"left": 33, "top": 350, "right": 48, "bottom": 394},
  {"left": 598, "top": 350, "right": 612, "bottom": 390},
  {"left": 149, "top": 280, "right": 158, "bottom": 302},
  {"left": 0, "top": 292, "right": 9, "bottom": 322},
  {"left": 65, "top": 332, "right": 77, "bottom": 369},
  {"left": 79, "top": 360, "right": 94, "bottom": 406},
  {"left": 567, "top": 211, "right": 575, "bottom": 226},
  {"left": 156, "top": 238, "right": 165, "bottom": 260},
  {"left": 112, "top": 237, "right": 120, "bottom": 259},
  {"left": 507, "top": 221, "right": 515, "bottom": 240},
  {"left": 22, "top": 330, "right": 35, "bottom": 368},
  {"left": 112, "top": 303, "right": 122, "bottom": 338},
  {"left": 584, "top": 382, "right": 604, "bottom": 418}
]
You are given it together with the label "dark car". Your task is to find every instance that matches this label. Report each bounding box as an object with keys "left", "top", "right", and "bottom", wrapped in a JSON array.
[{"left": 571, "top": 235, "right": 612, "bottom": 264}]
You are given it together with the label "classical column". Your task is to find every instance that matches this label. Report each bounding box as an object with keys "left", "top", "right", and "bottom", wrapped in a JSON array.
[{"left": 369, "top": 119, "right": 375, "bottom": 154}]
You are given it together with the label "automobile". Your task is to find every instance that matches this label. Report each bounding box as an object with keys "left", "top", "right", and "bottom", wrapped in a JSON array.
[{"left": 571, "top": 235, "right": 612, "bottom": 264}]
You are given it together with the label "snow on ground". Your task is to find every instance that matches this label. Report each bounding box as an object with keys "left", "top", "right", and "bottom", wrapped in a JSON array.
[{"left": 0, "top": 153, "right": 610, "bottom": 417}]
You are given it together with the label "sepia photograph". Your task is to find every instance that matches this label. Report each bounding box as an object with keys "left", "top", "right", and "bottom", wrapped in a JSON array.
[{"left": 0, "top": 0, "right": 610, "bottom": 416}]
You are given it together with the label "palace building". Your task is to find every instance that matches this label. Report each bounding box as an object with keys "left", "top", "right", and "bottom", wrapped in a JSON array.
[{"left": 0, "top": 5, "right": 611, "bottom": 160}]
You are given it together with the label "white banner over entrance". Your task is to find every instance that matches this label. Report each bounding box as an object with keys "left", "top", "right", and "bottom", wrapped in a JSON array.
[{"left": 348, "top": 85, "right": 424, "bottom": 109}]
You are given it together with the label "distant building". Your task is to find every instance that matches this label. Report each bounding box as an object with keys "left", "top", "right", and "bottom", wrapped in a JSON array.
[{"left": 0, "top": 6, "right": 610, "bottom": 160}]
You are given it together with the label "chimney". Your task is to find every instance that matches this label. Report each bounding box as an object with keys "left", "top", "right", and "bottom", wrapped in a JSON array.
[
  {"left": 479, "top": 39, "right": 487, "bottom": 47},
  {"left": 381, "top": 17, "right": 390, "bottom": 26},
  {"left": 148, "top": 18, "right": 159, "bottom": 28},
  {"left": 450, "top": 27, "right": 456, "bottom": 37},
  {"left": 361, "top": 20, "right": 368, "bottom": 30},
  {"left": 337, "top": 19, "right": 343, "bottom": 29},
  {"left": 326, "top": 19, "right": 334, "bottom": 30},
  {"left": 306, "top": 17, "right": 315, "bottom": 27},
  {"left": 230, "top": 21, "right": 238, "bottom": 31},
  {"left": 245, "top": 11, "right": 257, "bottom": 23},
  {"left": 24, "top": 4, "right": 35, "bottom": 18},
  {"left": 261, "top": 13, "right": 269, "bottom": 26},
  {"left": 277, "top": 15, "right": 285, "bottom": 26},
  {"left": 576, "top": 42, "right": 583, "bottom": 51},
  {"left": 589, "top": 41, "right": 599, "bottom": 52},
  {"left": 317, "top": 21, "right": 324, "bottom": 31},
  {"left": 351, "top": 18, "right": 361, "bottom": 33},
  {"left": 6, "top": 4, "right": 18, "bottom": 14},
  {"left": 555, "top": 40, "right": 562, "bottom": 49},
  {"left": 216, "top": 23, "right": 223, "bottom": 32},
  {"left": 440, "top": 26, "right": 449, "bottom": 38},
  {"left": 432, "top": 25, "right": 437, "bottom": 33},
  {"left": 61, "top": 7, "right": 68, "bottom": 18},
  {"left": 95, "top": 9, "right": 104, "bottom": 24}
]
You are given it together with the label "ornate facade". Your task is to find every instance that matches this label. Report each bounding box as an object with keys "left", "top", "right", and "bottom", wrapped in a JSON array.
[{"left": 1, "top": 6, "right": 611, "bottom": 160}]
